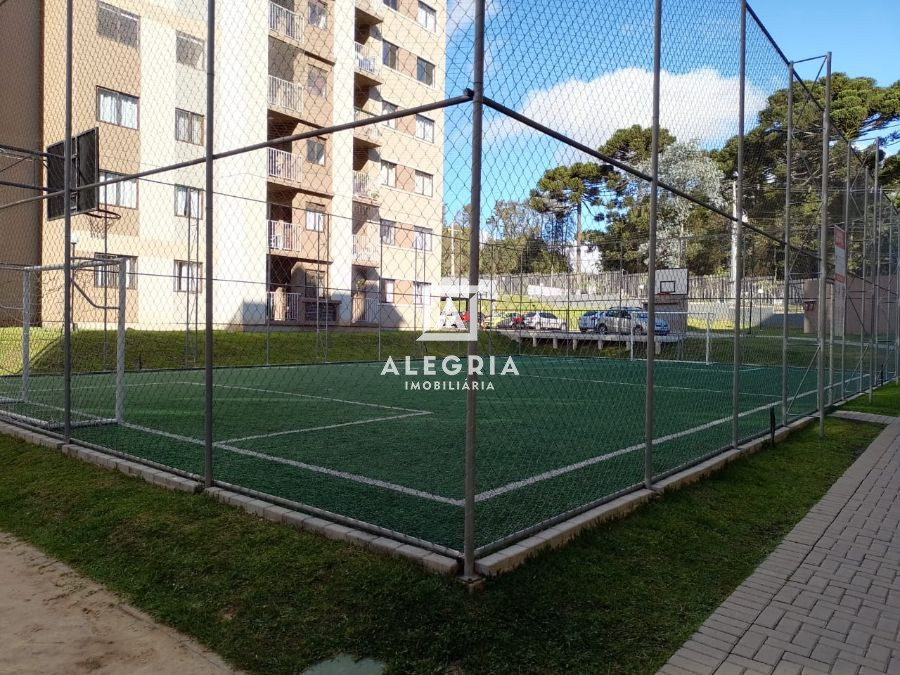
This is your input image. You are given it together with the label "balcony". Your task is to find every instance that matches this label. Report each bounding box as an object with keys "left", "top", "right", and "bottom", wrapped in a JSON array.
[
  {"left": 267, "top": 148, "right": 302, "bottom": 184},
  {"left": 352, "top": 170, "right": 379, "bottom": 203},
  {"left": 353, "top": 234, "right": 380, "bottom": 265},
  {"left": 269, "top": 2, "right": 304, "bottom": 44},
  {"left": 355, "top": 0, "right": 384, "bottom": 26},
  {"left": 268, "top": 75, "right": 303, "bottom": 116},
  {"left": 268, "top": 291, "right": 338, "bottom": 323},
  {"left": 354, "top": 42, "right": 382, "bottom": 85},
  {"left": 353, "top": 108, "right": 383, "bottom": 148},
  {"left": 268, "top": 219, "right": 306, "bottom": 252}
]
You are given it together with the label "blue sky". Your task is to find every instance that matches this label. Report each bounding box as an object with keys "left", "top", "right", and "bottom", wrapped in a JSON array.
[{"left": 440, "top": 0, "right": 900, "bottom": 229}]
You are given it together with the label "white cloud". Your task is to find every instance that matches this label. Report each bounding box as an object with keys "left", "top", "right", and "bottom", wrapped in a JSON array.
[
  {"left": 487, "top": 67, "right": 768, "bottom": 150},
  {"left": 448, "top": 0, "right": 500, "bottom": 33}
]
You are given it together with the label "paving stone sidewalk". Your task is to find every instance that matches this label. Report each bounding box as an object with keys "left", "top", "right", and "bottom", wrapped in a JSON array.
[{"left": 660, "top": 416, "right": 900, "bottom": 675}]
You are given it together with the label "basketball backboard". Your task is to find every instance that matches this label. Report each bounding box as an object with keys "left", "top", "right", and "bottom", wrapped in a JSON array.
[{"left": 47, "top": 127, "right": 99, "bottom": 220}]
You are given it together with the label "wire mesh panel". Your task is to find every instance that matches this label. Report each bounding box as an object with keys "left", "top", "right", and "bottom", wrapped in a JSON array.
[{"left": 2, "top": 0, "right": 900, "bottom": 568}]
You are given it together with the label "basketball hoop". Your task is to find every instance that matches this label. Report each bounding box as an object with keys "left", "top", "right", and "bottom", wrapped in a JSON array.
[{"left": 85, "top": 207, "right": 122, "bottom": 239}]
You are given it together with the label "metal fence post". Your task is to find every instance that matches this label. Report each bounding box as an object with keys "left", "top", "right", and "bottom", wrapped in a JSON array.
[
  {"left": 62, "top": 0, "right": 74, "bottom": 442},
  {"left": 782, "top": 61, "right": 793, "bottom": 426},
  {"left": 817, "top": 52, "right": 831, "bottom": 436},
  {"left": 203, "top": 0, "right": 216, "bottom": 488},
  {"left": 870, "top": 141, "right": 880, "bottom": 400},
  {"left": 116, "top": 258, "right": 126, "bottom": 424},
  {"left": 732, "top": 0, "right": 747, "bottom": 449},
  {"left": 840, "top": 143, "right": 850, "bottom": 401},
  {"left": 860, "top": 170, "right": 869, "bottom": 395},
  {"left": 463, "top": 0, "right": 486, "bottom": 581},
  {"left": 644, "top": 0, "right": 663, "bottom": 490}
]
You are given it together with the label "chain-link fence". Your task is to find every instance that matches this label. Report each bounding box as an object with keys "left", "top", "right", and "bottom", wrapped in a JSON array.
[{"left": 0, "top": 0, "right": 898, "bottom": 576}]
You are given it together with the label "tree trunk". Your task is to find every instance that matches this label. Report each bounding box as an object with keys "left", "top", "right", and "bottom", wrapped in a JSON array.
[{"left": 575, "top": 203, "right": 583, "bottom": 291}]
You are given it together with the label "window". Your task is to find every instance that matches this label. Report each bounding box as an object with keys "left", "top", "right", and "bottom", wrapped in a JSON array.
[
  {"left": 380, "top": 219, "right": 395, "bottom": 245},
  {"left": 174, "top": 260, "right": 202, "bottom": 293},
  {"left": 307, "top": 66, "right": 328, "bottom": 98},
  {"left": 415, "top": 115, "right": 434, "bottom": 142},
  {"left": 414, "top": 282, "right": 430, "bottom": 306},
  {"left": 306, "top": 204, "right": 326, "bottom": 231},
  {"left": 414, "top": 171, "right": 433, "bottom": 197},
  {"left": 308, "top": 0, "right": 327, "bottom": 29},
  {"left": 99, "top": 171, "right": 137, "bottom": 208},
  {"left": 417, "top": 2, "right": 436, "bottom": 31},
  {"left": 382, "top": 0, "right": 398, "bottom": 9},
  {"left": 416, "top": 58, "right": 435, "bottom": 86},
  {"left": 175, "top": 109, "right": 204, "bottom": 145},
  {"left": 94, "top": 254, "right": 137, "bottom": 289},
  {"left": 381, "top": 278, "right": 395, "bottom": 303},
  {"left": 97, "top": 88, "right": 138, "bottom": 129},
  {"left": 380, "top": 160, "right": 396, "bottom": 188},
  {"left": 381, "top": 101, "right": 398, "bottom": 129},
  {"left": 176, "top": 32, "right": 204, "bottom": 70},
  {"left": 97, "top": 2, "right": 139, "bottom": 47},
  {"left": 174, "top": 185, "right": 202, "bottom": 218},
  {"left": 306, "top": 139, "right": 325, "bottom": 166},
  {"left": 414, "top": 226, "right": 432, "bottom": 251},
  {"left": 382, "top": 41, "right": 399, "bottom": 70}
]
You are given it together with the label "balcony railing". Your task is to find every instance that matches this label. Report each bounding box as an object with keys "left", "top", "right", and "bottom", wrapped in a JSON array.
[
  {"left": 268, "top": 291, "right": 336, "bottom": 323},
  {"left": 354, "top": 42, "right": 380, "bottom": 77},
  {"left": 352, "top": 234, "right": 380, "bottom": 263},
  {"left": 269, "top": 2, "right": 304, "bottom": 43},
  {"left": 352, "top": 170, "right": 378, "bottom": 200},
  {"left": 268, "top": 75, "right": 303, "bottom": 115},
  {"left": 353, "top": 108, "right": 383, "bottom": 144},
  {"left": 267, "top": 219, "right": 306, "bottom": 252},
  {"left": 268, "top": 148, "right": 302, "bottom": 183}
]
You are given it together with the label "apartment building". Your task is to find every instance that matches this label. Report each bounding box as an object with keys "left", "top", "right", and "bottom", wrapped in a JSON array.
[{"left": 0, "top": 0, "right": 446, "bottom": 330}]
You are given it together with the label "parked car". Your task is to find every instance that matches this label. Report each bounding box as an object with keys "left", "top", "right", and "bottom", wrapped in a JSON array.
[
  {"left": 577, "top": 309, "right": 605, "bottom": 332},
  {"left": 594, "top": 307, "right": 669, "bottom": 335},
  {"left": 522, "top": 311, "right": 567, "bottom": 331},
  {"left": 460, "top": 311, "right": 485, "bottom": 328},
  {"left": 495, "top": 313, "right": 523, "bottom": 329}
]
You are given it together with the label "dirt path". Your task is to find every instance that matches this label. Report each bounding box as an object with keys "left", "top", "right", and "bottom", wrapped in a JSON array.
[{"left": 0, "top": 532, "right": 239, "bottom": 675}]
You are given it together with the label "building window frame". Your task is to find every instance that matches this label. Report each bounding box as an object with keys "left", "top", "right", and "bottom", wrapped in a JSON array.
[
  {"left": 414, "top": 170, "right": 433, "bottom": 197},
  {"left": 176, "top": 32, "right": 205, "bottom": 70},
  {"left": 417, "top": 2, "right": 437, "bottom": 31},
  {"left": 416, "top": 57, "right": 435, "bottom": 86},
  {"left": 99, "top": 170, "right": 138, "bottom": 209},
  {"left": 97, "top": 1, "right": 140, "bottom": 48},
  {"left": 174, "top": 260, "right": 203, "bottom": 293},
  {"left": 94, "top": 253, "right": 137, "bottom": 289},
  {"left": 97, "top": 88, "right": 139, "bottom": 129}
]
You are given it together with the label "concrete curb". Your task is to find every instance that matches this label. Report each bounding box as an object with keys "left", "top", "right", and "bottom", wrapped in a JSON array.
[
  {"left": 0, "top": 421, "right": 201, "bottom": 494},
  {"left": 204, "top": 487, "right": 459, "bottom": 576}
]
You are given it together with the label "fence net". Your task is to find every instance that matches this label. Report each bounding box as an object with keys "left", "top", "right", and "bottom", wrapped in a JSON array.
[{"left": 0, "top": 0, "right": 898, "bottom": 568}]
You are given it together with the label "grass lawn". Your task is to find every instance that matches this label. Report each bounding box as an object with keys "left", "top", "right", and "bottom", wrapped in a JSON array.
[
  {"left": 0, "top": 415, "right": 883, "bottom": 674},
  {"left": 842, "top": 380, "right": 900, "bottom": 417}
]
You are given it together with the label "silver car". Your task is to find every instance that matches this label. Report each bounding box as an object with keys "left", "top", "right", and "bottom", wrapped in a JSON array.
[
  {"left": 577, "top": 310, "right": 605, "bottom": 332},
  {"left": 594, "top": 307, "right": 669, "bottom": 335},
  {"left": 522, "top": 311, "right": 567, "bottom": 331}
]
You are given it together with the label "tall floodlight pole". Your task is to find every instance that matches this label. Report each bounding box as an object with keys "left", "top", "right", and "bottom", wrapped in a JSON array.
[
  {"left": 782, "top": 61, "right": 793, "bottom": 426},
  {"left": 870, "top": 140, "right": 880, "bottom": 400},
  {"left": 203, "top": 0, "right": 215, "bottom": 487},
  {"left": 644, "top": 0, "right": 663, "bottom": 489},
  {"left": 817, "top": 52, "right": 831, "bottom": 436},
  {"left": 732, "top": 1, "right": 747, "bottom": 448},
  {"left": 463, "top": 0, "right": 486, "bottom": 582},
  {"left": 62, "top": 0, "right": 74, "bottom": 442}
]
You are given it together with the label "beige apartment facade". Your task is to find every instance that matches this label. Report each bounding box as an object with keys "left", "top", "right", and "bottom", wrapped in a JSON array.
[{"left": 0, "top": 0, "right": 446, "bottom": 331}]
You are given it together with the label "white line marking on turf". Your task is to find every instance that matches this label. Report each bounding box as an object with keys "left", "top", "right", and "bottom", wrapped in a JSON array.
[
  {"left": 118, "top": 421, "right": 462, "bottom": 507},
  {"left": 473, "top": 384, "right": 827, "bottom": 503},
  {"left": 174, "top": 381, "right": 431, "bottom": 415},
  {"left": 518, "top": 373, "right": 781, "bottom": 399},
  {"left": 221, "top": 411, "right": 431, "bottom": 444}
]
